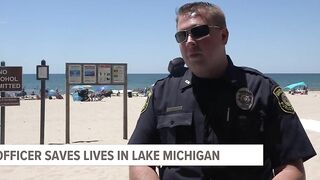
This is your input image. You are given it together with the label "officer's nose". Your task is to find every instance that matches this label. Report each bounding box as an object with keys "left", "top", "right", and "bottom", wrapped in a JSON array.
[{"left": 185, "top": 34, "right": 196, "bottom": 47}]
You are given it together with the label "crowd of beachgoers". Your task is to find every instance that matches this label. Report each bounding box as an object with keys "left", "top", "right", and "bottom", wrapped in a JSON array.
[{"left": 5, "top": 86, "right": 151, "bottom": 101}]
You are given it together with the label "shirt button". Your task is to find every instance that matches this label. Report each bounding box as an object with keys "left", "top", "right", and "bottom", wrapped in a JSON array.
[{"left": 170, "top": 120, "right": 175, "bottom": 126}]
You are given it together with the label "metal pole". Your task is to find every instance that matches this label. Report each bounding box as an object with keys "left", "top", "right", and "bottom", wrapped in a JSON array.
[
  {"left": 1, "top": 61, "right": 5, "bottom": 144},
  {"left": 65, "top": 64, "right": 70, "bottom": 144},
  {"left": 40, "top": 60, "right": 46, "bottom": 144},
  {"left": 123, "top": 64, "right": 128, "bottom": 139}
]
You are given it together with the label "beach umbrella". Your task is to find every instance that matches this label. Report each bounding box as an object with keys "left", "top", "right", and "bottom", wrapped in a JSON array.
[
  {"left": 48, "top": 89, "right": 57, "bottom": 96},
  {"left": 284, "top": 82, "right": 307, "bottom": 90},
  {"left": 95, "top": 85, "right": 110, "bottom": 92},
  {"left": 71, "top": 85, "right": 92, "bottom": 90}
]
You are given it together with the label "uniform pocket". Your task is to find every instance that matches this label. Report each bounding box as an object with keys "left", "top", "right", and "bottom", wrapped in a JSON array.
[
  {"left": 156, "top": 112, "right": 193, "bottom": 144},
  {"left": 231, "top": 110, "right": 265, "bottom": 143}
]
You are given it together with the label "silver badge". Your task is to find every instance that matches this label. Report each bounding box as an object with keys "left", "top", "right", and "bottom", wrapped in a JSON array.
[{"left": 236, "top": 88, "right": 254, "bottom": 110}]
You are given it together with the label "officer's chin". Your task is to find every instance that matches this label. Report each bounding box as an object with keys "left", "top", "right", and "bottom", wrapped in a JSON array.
[{"left": 188, "top": 54, "right": 204, "bottom": 63}]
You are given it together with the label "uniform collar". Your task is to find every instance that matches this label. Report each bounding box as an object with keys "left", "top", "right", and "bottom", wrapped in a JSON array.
[
  {"left": 179, "top": 55, "right": 239, "bottom": 90},
  {"left": 179, "top": 68, "right": 193, "bottom": 90},
  {"left": 222, "top": 55, "right": 239, "bottom": 85}
]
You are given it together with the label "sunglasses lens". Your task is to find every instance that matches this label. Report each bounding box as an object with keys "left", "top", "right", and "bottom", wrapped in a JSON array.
[
  {"left": 191, "top": 25, "right": 209, "bottom": 39},
  {"left": 175, "top": 31, "right": 187, "bottom": 43},
  {"left": 175, "top": 25, "right": 211, "bottom": 43}
]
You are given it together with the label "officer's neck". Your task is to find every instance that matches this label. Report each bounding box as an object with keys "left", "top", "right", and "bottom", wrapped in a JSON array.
[{"left": 195, "top": 56, "right": 228, "bottom": 80}]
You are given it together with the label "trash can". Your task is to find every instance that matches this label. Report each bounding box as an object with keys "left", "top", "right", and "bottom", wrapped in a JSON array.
[{"left": 128, "top": 91, "right": 132, "bottom": 98}]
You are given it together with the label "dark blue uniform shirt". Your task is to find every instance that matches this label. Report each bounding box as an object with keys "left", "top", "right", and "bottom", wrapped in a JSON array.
[{"left": 129, "top": 56, "right": 316, "bottom": 180}]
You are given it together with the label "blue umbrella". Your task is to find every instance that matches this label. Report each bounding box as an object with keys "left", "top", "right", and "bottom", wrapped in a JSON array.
[
  {"left": 284, "top": 82, "right": 307, "bottom": 90},
  {"left": 95, "top": 86, "right": 110, "bottom": 92},
  {"left": 71, "top": 85, "right": 92, "bottom": 90},
  {"left": 48, "top": 89, "right": 57, "bottom": 96}
]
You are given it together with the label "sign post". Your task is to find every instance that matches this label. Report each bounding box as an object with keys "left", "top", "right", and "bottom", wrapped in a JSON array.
[
  {"left": 37, "top": 60, "right": 49, "bottom": 144},
  {"left": 0, "top": 62, "right": 22, "bottom": 144},
  {"left": 1, "top": 61, "right": 5, "bottom": 144}
]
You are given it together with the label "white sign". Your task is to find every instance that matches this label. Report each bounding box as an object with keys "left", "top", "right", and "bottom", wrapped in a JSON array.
[
  {"left": 37, "top": 66, "right": 48, "bottom": 79},
  {"left": 68, "top": 65, "right": 82, "bottom": 84},
  {"left": 83, "top": 65, "right": 96, "bottom": 84},
  {"left": 98, "top": 64, "right": 111, "bottom": 84},
  {"left": 112, "top": 65, "right": 125, "bottom": 83}
]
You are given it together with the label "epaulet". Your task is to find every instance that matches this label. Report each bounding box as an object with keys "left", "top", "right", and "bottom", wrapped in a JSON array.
[
  {"left": 239, "top": 66, "right": 263, "bottom": 75},
  {"left": 149, "top": 74, "right": 172, "bottom": 89},
  {"left": 154, "top": 76, "right": 170, "bottom": 85},
  {"left": 152, "top": 68, "right": 188, "bottom": 88},
  {"left": 151, "top": 57, "right": 187, "bottom": 88},
  {"left": 238, "top": 66, "right": 275, "bottom": 83}
]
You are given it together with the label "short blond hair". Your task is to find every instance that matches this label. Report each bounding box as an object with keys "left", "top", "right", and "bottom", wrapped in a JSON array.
[{"left": 176, "top": 2, "right": 227, "bottom": 28}]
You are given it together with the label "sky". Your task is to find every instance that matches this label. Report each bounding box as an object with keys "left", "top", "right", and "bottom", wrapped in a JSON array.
[{"left": 1, "top": 0, "right": 320, "bottom": 74}]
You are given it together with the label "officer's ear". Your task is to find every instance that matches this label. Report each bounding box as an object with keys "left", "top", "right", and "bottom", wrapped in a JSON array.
[
  {"left": 168, "top": 57, "right": 186, "bottom": 77},
  {"left": 221, "top": 28, "right": 229, "bottom": 45}
]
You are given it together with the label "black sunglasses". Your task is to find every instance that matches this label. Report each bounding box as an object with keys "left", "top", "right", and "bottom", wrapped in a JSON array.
[{"left": 175, "top": 25, "right": 221, "bottom": 43}]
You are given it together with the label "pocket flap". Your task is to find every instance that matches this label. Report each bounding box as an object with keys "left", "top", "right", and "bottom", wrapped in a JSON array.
[{"left": 157, "top": 112, "right": 192, "bottom": 129}]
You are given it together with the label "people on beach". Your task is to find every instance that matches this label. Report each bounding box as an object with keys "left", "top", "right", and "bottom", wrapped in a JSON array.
[
  {"left": 78, "top": 89, "right": 90, "bottom": 101},
  {"left": 15, "top": 88, "right": 27, "bottom": 98},
  {"left": 55, "top": 89, "right": 64, "bottom": 99},
  {"left": 129, "top": 2, "right": 316, "bottom": 180}
]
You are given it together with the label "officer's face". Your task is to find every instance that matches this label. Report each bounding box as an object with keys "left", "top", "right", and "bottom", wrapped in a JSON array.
[{"left": 176, "top": 12, "right": 228, "bottom": 78}]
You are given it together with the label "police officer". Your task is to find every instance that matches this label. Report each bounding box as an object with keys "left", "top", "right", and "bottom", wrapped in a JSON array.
[{"left": 129, "top": 2, "right": 316, "bottom": 180}]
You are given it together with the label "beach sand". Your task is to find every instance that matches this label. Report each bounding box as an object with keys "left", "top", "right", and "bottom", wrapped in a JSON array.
[{"left": 0, "top": 92, "right": 319, "bottom": 179}]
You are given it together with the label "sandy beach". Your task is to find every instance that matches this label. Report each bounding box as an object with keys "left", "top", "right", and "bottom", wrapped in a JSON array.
[{"left": 0, "top": 91, "right": 319, "bottom": 180}]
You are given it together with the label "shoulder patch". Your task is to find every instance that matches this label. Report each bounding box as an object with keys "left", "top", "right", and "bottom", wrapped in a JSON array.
[
  {"left": 141, "top": 89, "right": 152, "bottom": 114},
  {"left": 273, "top": 86, "right": 294, "bottom": 114}
]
